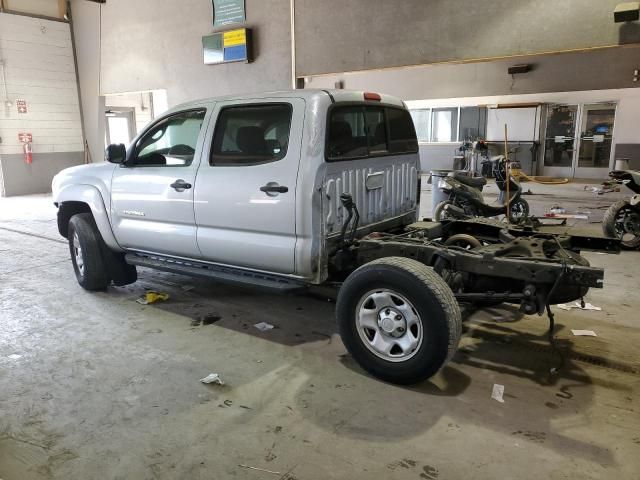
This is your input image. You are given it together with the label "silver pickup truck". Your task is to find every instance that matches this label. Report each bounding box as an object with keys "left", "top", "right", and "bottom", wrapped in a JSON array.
[{"left": 52, "top": 89, "right": 613, "bottom": 384}]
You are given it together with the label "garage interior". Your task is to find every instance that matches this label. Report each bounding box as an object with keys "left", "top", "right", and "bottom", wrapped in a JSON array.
[{"left": 1, "top": 1, "right": 639, "bottom": 479}]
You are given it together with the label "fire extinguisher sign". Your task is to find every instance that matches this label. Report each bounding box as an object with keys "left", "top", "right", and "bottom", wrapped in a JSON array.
[
  {"left": 16, "top": 99, "right": 28, "bottom": 114},
  {"left": 18, "top": 133, "right": 33, "bottom": 143}
]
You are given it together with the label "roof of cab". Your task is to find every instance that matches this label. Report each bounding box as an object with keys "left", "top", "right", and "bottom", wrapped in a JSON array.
[{"left": 171, "top": 89, "right": 406, "bottom": 112}]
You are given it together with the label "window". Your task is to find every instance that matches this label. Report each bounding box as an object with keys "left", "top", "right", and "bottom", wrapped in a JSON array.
[
  {"left": 409, "top": 106, "right": 488, "bottom": 143},
  {"left": 431, "top": 107, "right": 458, "bottom": 142},
  {"left": 459, "top": 106, "right": 487, "bottom": 142},
  {"left": 387, "top": 108, "right": 418, "bottom": 154},
  {"left": 210, "top": 104, "right": 292, "bottom": 166},
  {"left": 409, "top": 109, "right": 431, "bottom": 143},
  {"left": 327, "top": 105, "right": 417, "bottom": 161},
  {"left": 134, "top": 109, "right": 206, "bottom": 166}
]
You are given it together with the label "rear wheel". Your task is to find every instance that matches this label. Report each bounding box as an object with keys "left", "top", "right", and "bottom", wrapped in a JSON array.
[
  {"left": 336, "top": 257, "right": 461, "bottom": 385},
  {"left": 603, "top": 199, "right": 640, "bottom": 249},
  {"left": 434, "top": 201, "right": 455, "bottom": 221},
  {"left": 508, "top": 198, "right": 529, "bottom": 224}
]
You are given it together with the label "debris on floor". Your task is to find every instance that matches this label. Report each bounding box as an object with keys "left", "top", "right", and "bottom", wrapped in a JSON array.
[
  {"left": 136, "top": 291, "right": 170, "bottom": 305},
  {"left": 491, "top": 383, "right": 505, "bottom": 403},
  {"left": 254, "top": 322, "right": 275, "bottom": 332},
  {"left": 200, "top": 373, "right": 225, "bottom": 385},
  {"left": 571, "top": 329, "right": 598, "bottom": 337},
  {"left": 238, "top": 464, "right": 281, "bottom": 475},
  {"left": 557, "top": 302, "right": 602, "bottom": 311},
  {"left": 7, "top": 354, "right": 22, "bottom": 360}
]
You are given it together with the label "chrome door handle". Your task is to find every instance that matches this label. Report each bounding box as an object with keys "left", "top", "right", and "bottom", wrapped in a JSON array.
[{"left": 170, "top": 179, "right": 192, "bottom": 191}]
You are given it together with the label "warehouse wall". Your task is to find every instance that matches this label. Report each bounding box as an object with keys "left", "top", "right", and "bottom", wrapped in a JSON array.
[
  {"left": 70, "top": 0, "right": 292, "bottom": 162},
  {"left": 405, "top": 88, "right": 640, "bottom": 173},
  {"left": 295, "top": 0, "right": 639, "bottom": 76},
  {"left": 0, "top": 12, "right": 84, "bottom": 196}
]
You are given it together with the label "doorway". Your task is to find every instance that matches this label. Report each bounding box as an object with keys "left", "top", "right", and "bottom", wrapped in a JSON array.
[
  {"left": 542, "top": 102, "right": 616, "bottom": 179},
  {"left": 105, "top": 108, "right": 136, "bottom": 146}
]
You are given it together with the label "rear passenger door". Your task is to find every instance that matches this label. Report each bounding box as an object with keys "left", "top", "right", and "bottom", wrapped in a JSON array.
[{"left": 193, "top": 98, "right": 305, "bottom": 274}]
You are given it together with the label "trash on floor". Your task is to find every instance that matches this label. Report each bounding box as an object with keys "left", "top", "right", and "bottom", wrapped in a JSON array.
[
  {"left": 254, "top": 322, "right": 275, "bottom": 332},
  {"left": 557, "top": 302, "right": 602, "bottom": 311},
  {"left": 7, "top": 354, "right": 22, "bottom": 360},
  {"left": 200, "top": 373, "right": 225, "bottom": 385},
  {"left": 549, "top": 205, "right": 566, "bottom": 214},
  {"left": 136, "top": 291, "right": 170, "bottom": 305},
  {"left": 238, "top": 464, "right": 281, "bottom": 475},
  {"left": 571, "top": 329, "right": 598, "bottom": 337},
  {"left": 491, "top": 383, "right": 505, "bottom": 403}
]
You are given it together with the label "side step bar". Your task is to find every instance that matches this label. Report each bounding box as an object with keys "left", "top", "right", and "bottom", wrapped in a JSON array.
[{"left": 125, "top": 253, "right": 306, "bottom": 292}]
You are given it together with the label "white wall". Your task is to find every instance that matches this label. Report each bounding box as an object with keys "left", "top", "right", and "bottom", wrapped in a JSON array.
[
  {"left": 406, "top": 88, "right": 640, "bottom": 172},
  {"left": 0, "top": 12, "right": 83, "bottom": 155}
]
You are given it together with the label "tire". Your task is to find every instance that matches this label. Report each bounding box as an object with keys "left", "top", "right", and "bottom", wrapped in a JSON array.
[
  {"left": 336, "top": 257, "right": 462, "bottom": 385},
  {"left": 434, "top": 201, "right": 454, "bottom": 221},
  {"left": 603, "top": 199, "right": 640, "bottom": 250},
  {"left": 68, "top": 213, "right": 111, "bottom": 290},
  {"left": 444, "top": 233, "right": 482, "bottom": 249},
  {"left": 508, "top": 198, "right": 529, "bottom": 224}
]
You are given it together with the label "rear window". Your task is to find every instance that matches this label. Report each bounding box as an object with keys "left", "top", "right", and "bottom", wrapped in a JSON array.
[
  {"left": 326, "top": 105, "right": 417, "bottom": 161},
  {"left": 210, "top": 103, "right": 292, "bottom": 166}
]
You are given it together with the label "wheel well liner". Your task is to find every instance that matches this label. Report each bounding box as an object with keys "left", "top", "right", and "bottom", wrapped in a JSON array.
[{"left": 57, "top": 201, "right": 92, "bottom": 238}]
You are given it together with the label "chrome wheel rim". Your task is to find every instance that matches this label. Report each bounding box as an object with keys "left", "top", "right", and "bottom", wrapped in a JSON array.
[
  {"left": 614, "top": 207, "right": 640, "bottom": 244},
  {"left": 73, "top": 232, "right": 84, "bottom": 276},
  {"left": 355, "top": 289, "right": 423, "bottom": 362}
]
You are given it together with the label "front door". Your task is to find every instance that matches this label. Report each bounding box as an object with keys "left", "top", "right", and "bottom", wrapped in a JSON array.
[
  {"left": 542, "top": 103, "right": 616, "bottom": 179},
  {"left": 574, "top": 103, "right": 616, "bottom": 179},
  {"left": 110, "top": 107, "right": 210, "bottom": 258},
  {"left": 193, "top": 98, "right": 305, "bottom": 274}
]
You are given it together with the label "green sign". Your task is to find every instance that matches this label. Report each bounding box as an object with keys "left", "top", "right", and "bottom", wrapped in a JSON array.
[{"left": 213, "top": 0, "right": 245, "bottom": 27}]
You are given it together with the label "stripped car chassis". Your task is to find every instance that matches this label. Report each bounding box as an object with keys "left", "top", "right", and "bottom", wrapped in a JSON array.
[{"left": 331, "top": 214, "right": 619, "bottom": 318}]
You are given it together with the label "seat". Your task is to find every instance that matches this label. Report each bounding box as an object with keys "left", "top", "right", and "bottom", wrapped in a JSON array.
[
  {"left": 449, "top": 171, "right": 487, "bottom": 189},
  {"left": 236, "top": 126, "right": 268, "bottom": 156}
]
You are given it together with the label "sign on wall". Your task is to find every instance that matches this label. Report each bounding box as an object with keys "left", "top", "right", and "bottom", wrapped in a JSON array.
[
  {"left": 18, "top": 132, "right": 33, "bottom": 143},
  {"left": 212, "top": 0, "right": 245, "bottom": 27},
  {"left": 16, "top": 99, "right": 27, "bottom": 114},
  {"left": 203, "top": 28, "right": 252, "bottom": 64}
]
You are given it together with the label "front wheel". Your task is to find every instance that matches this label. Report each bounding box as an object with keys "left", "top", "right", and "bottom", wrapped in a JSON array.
[
  {"left": 602, "top": 199, "right": 640, "bottom": 249},
  {"left": 336, "top": 257, "right": 462, "bottom": 385},
  {"left": 508, "top": 198, "right": 529, "bottom": 224},
  {"left": 68, "top": 213, "right": 110, "bottom": 290}
]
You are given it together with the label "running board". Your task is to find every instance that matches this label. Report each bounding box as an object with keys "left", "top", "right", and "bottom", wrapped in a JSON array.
[{"left": 125, "top": 253, "right": 305, "bottom": 291}]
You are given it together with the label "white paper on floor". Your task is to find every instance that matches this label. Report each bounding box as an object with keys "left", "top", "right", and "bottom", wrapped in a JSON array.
[
  {"left": 254, "top": 322, "right": 275, "bottom": 332},
  {"left": 7, "top": 354, "right": 21, "bottom": 360},
  {"left": 557, "top": 302, "right": 602, "bottom": 311},
  {"left": 571, "top": 329, "right": 598, "bottom": 337},
  {"left": 491, "top": 384, "right": 505, "bottom": 403},
  {"left": 200, "top": 373, "right": 225, "bottom": 385}
]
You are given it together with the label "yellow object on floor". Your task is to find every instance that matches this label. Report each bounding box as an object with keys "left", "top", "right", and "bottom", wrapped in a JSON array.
[{"left": 136, "top": 291, "right": 170, "bottom": 305}]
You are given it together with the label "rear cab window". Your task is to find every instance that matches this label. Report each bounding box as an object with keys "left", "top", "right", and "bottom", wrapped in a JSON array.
[{"left": 326, "top": 104, "right": 418, "bottom": 161}]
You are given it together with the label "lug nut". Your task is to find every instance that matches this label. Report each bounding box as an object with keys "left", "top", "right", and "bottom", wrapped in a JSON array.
[
  {"left": 395, "top": 315, "right": 402, "bottom": 320},
  {"left": 385, "top": 309, "right": 390, "bottom": 315}
]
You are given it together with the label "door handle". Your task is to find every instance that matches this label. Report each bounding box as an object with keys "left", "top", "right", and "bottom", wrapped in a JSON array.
[
  {"left": 260, "top": 184, "right": 288, "bottom": 194},
  {"left": 170, "top": 179, "right": 192, "bottom": 191}
]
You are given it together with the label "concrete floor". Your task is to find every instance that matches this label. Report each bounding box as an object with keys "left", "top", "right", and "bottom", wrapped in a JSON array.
[{"left": 1, "top": 181, "right": 639, "bottom": 479}]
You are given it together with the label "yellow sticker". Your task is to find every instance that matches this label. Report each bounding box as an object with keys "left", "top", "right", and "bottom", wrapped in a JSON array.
[{"left": 223, "top": 29, "right": 246, "bottom": 47}]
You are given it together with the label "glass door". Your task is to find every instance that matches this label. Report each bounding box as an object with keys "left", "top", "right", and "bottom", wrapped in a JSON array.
[
  {"left": 574, "top": 103, "right": 616, "bottom": 178},
  {"left": 542, "top": 104, "right": 578, "bottom": 179}
]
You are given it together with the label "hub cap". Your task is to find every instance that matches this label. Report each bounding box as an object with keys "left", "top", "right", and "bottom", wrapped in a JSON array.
[
  {"left": 73, "top": 232, "right": 84, "bottom": 276},
  {"left": 356, "top": 289, "right": 423, "bottom": 362}
]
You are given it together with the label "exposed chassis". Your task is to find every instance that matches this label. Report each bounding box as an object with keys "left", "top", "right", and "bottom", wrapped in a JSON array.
[{"left": 331, "top": 218, "right": 618, "bottom": 316}]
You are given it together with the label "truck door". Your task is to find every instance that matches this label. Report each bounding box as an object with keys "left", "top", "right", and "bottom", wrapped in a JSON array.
[
  {"left": 110, "top": 107, "right": 210, "bottom": 258},
  {"left": 194, "top": 98, "right": 304, "bottom": 274}
]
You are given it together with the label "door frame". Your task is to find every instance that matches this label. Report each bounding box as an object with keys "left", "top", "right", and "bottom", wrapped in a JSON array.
[
  {"left": 541, "top": 102, "right": 617, "bottom": 179},
  {"left": 105, "top": 107, "right": 136, "bottom": 145}
]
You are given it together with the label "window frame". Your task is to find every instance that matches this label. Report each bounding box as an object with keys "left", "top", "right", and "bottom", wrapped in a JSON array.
[
  {"left": 209, "top": 102, "right": 294, "bottom": 167},
  {"left": 324, "top": 103, "right": 418, "bottom": 162},
  {"left": 128, "top": 108, "right": 207, "bottom": 168},
  {"left": 409, "top": 106, "right": 489, "bottom": 145}
]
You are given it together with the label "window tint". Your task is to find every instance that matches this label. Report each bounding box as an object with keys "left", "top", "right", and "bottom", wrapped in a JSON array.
[
  {"left": 135, "top": 109, "right": 206, "bottom": 166},
  {"left": 327, "top": 105, "right": 417, "bottom": 161},
  {"left": 387, "top": 108, "right": 418, "bottom": 153},
  {"left": 211, "top": 104, "right": 292, "bottom": 166}
]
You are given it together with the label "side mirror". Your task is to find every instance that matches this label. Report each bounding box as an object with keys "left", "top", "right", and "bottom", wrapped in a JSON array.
[{"left": 105, "top": 143, "right": 127, "bottom": 164}]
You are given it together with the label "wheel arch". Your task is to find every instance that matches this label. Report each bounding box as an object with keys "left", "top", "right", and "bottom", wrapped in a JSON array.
[{"left": 55, "top": 184, "right": 122, "bottom": 252}]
